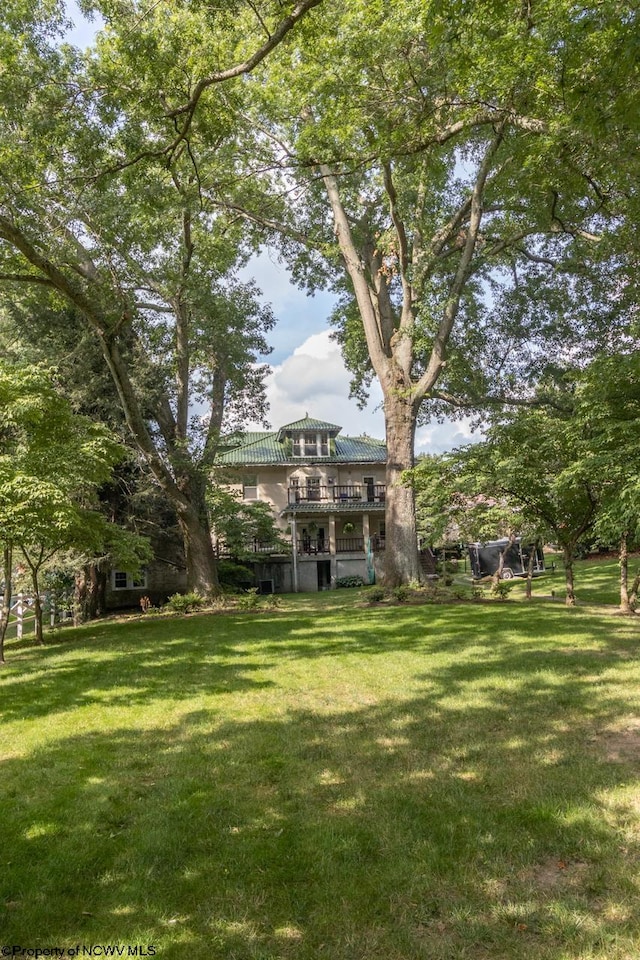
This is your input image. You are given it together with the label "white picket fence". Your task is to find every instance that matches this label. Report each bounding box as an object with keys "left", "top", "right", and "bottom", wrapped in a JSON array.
[{"left": 4, "top": 593, "right": 73, "bottom": 639}]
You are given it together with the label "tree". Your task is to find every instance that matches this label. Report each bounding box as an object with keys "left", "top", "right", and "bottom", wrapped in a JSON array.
[
  {"left": 0, "top": 305, "right": 193, "bottom": 619},
  {"left": 221, "top": 0, "right": 638, "bottom": 584},
  {"left": 0, "top": 0, "right": 321, "bottom": 595},
  {"left": 208, "top": 486, "right": 288, "bottom": 558},
  {"left": 573, "top": 353, "right": 640, "bottom": 613},
  {"left": 443, "top": 349, "right": 640, "bottom": 609},
  {"left": 0, "top": 361, "right": 136, "bottom": 655},
  {"left": 411, "top": 449, "right": 545, "bottom": 595}
]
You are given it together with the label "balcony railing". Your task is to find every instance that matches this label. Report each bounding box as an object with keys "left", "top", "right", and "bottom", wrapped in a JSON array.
[
  {"left": 297, "top": 536, "right": 367, "bottom": 555},
  {"left": 297, "top": 537, "right": 330, "bottom": 555},
  {"left": 335, "top": 537, "right": 365, "bottom": 553},
  {"left": 288, "top": 484, "right": 386, "bottom": 504},
  {"left": 214, "top": 534, "right": 386, "bottom": 558}
]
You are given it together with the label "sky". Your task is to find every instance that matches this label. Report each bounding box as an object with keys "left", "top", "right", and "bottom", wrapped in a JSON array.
[
  {"left": 63, "top": 2, "right": 478, "bottom": 455},
  {"left": 239, "top": 252, "right": 478, "bottom": 452}
]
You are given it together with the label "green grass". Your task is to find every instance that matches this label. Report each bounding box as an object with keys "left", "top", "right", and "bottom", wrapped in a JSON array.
[
  {"left": 503, "top": 553, "right": 636, "bottom": 608},
  {"left": 1, "top": 561, "right": 639, "bottom": 958}
]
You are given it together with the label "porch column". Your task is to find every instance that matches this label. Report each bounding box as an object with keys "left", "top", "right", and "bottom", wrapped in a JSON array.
[
  {"left": 329, "top": 514, "right": 338, "bottom": 588},
  {"left": 362, "top": 513, "right": 370, "bottom": 548},
  {"left": 363, "top": 514, "right": 375, "bottom": 584},
  {"left": 291, "top": 515, "right": 299, "bottom": 593}
]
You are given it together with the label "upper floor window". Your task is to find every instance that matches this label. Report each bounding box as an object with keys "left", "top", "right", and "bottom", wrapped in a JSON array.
[
  {"left": 242, "top": 474, "right": 258, "bottom": 499},
  {"left": 292, "top": 431, "right": 330, "bottom": 457}
]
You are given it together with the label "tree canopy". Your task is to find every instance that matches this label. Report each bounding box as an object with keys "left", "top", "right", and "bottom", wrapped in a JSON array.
[
  {"left": 411, "top": 349, "right": 640, "bottom": 608},
  {"left": 0, "top": 0, "right": 326, "bottom": 593},
  {"left": 209, "top": 0, "right": 639, "bottom": 582},
  {"left": 0, "top": 361, "right": 137, "bottom": 651},
  {"left": 0, "top": 0, "right": 637, "bottom": 590}
]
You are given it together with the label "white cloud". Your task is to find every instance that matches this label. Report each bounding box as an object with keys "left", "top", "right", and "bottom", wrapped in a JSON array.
[
  {"left": 248, "top": 331, "right": 480, "bottom": 454},
  {"left": 240, "top": 249, "right": 301, "bottom": 315},
  {"left": 415, "top": 418, "right": 479, "bottom": 455},
  {"left": 247, "top": 331, "right": 386, "bottom": 437}
]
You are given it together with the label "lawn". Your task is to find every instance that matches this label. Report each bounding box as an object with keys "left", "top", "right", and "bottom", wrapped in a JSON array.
[{"left": 1, "top": 561, "right": 639, "bottom": 959}]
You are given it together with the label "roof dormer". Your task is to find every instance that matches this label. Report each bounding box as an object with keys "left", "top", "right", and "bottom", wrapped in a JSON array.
[{"left": 277, "top": 415, "right": 341, "bottom": 458}]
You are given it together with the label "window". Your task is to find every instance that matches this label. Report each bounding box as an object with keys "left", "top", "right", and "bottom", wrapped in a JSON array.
[
  {"left": 112, "top": 570, "right": 147, "bottom": 590},
  {"left": 292, "top": 431, "right": 330, "bottom": 457},
  {"left": 242, "top": 474, "right": 258, "bottom": 499},
  {"left": 306, "top": 476, "right": 321, "bottom": 500}
]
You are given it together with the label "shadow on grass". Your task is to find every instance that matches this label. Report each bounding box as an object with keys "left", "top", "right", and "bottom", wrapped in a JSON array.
[
  {"left": 1, "top": 607, "right": 640, "bottom": 957},
  {"left": 0, "top": 618, "right": 277, "bottom": 724},
  {"left": 1, "top": 602, "right": 638, "bottom": 727}
]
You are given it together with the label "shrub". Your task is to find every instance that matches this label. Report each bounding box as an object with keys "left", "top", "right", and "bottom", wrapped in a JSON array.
[
  {"left": 165, "top": 592, "right": 205, "bottom": 614},
  {"left": 262, "top": 593, "right": 281, "bottom": 609},
  {"left": 336, "top": 575, "right": 365, "bottom": 588},
  {"left": 490, "top": 580, "right": 514, "bottom": 600},
  {"left": 471, "top": 584, "right": 486, "bottom": 600},
  {"left": 367, "top": 587, "right": 386, "bottom": 603},
  {"left": 451, "top": 587, "right": 469, "bottom": 601},
  {"left": 236, "top": 588, "right": 261, "bottom": 610},
  {"left": 217, "top": 560, "right": 255, "bottom": 590},
  {"left": 392, "top": 585, "right": 410, "bottom": 602}
]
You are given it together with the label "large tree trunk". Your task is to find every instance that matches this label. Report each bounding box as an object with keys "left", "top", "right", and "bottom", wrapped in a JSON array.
[
  {"left": 562, "top": 544, "right": 576, "bottom": 606},
  {"left": 618, "top": 534, "right": 639, "bottom": 615},
  {"left": 176, "top": 474, "right": 220, "bottom": 595},
  {"left": 383, "top": 396, "right": 421, "bottom": 586},
  {"left": 0, "top": 543, "right": 11, "bottom": 664},
  {"left": 74, "top": 561, "right": 108, "bottom": 623}
]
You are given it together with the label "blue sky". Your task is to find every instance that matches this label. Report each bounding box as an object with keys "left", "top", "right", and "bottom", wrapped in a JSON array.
[{"left": 63, "top": 2, "right": 477, "bottom": 453}]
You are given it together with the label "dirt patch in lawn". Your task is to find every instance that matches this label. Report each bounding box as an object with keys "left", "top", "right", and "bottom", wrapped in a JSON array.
[
  {"left": 520, "top": 857, "right": 590, "bottom": 892},
  {"left": 594, "top": 718, "right": 640, "bottom": 762}
]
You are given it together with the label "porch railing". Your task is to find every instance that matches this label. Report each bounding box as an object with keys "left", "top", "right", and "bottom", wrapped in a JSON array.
[
  {"left": 296, "top": 537, "right": 369, "bottom": 555},
  {"left": 336, "top": 537, "right": 365, "bottom": 553},
  {"left": 288, "top": 484, "right": 386, "bottom": 504},
  {"left": 297, "top": 537, "right": 330, "bottom": 555}
]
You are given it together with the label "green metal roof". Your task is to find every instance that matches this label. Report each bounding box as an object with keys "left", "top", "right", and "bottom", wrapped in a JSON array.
[
  {"left": 216, "top": 427, "right": 386, "bottom": 466},
  {"left": 217, "top": 432, "right": 284, "bottom": 464},
  {"left": 334, "top": 436, "right": 386, "bottom": 461},
  {"left": 276, "top": 416, "right": 342, "bottom": 440}
]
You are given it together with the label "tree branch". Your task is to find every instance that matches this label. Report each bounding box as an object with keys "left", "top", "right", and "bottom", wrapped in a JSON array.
[
  {"left": 0, "top": 273, "right": 56, "bottom": 287},
  {"left": 319, "top": 164, "right": 391, "bottom": 378},
  {"left": 163, "top": 0, "right": 323, "bottom": 154},
  {"left": 414, "top": 126, "right": 505, "bottom": 402}
]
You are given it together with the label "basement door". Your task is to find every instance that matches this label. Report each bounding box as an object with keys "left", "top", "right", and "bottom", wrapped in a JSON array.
[{"left": 317, "top": 559, "right": 331, "bottom": 591}]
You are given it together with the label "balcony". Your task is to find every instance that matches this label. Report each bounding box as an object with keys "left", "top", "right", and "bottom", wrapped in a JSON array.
[{"left": 288, "top": 483, "right": 386, "bottom": 504}]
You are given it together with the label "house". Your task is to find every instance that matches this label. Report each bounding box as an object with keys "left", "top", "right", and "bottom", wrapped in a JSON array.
[
  {"left": 216, "top": 415, "right": 388, "bottom": 591},
  {"left": 105, "top": 559, "right": 188, "bottom": 611}
]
